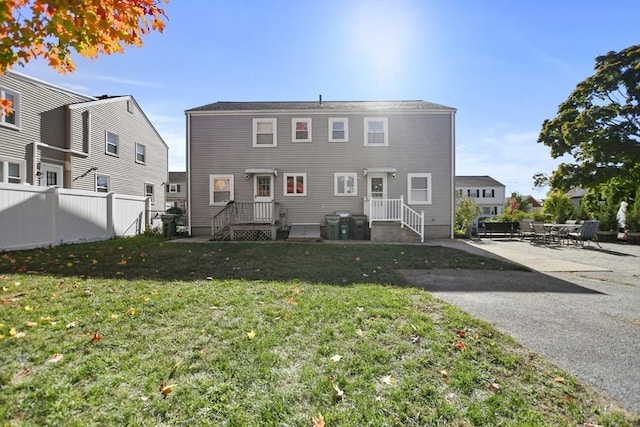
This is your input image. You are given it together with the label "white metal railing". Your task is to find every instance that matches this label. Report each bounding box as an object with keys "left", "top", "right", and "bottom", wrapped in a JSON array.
[{"left": 368, "top": 195, "right": 424, "bottom": 242}]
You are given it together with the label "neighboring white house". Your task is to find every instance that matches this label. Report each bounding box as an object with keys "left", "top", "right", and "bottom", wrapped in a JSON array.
[
  {"left": 455, "top": 176, "right": 506, "bottom": 216},
  {"left": 0, "top": 71, "right": 168, "bottom": 214},
  {"left": 186, "top": 100, "right": 457, "bottom": 242},
  {"left": 166, "top": 171, "right": 187, "bottom": 212}
]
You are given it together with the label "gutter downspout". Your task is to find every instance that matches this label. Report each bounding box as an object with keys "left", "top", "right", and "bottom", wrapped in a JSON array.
[
  {"left": 186, "top": 112, "right": 192, "bottom": 236},
  {"left": 450, "top": 111, "right": 456, "bottom": 239}
]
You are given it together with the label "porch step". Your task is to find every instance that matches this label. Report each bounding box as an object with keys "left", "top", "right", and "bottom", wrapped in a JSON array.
[{"left": 287, "top": 223, "right": 322, "bottom": 242}]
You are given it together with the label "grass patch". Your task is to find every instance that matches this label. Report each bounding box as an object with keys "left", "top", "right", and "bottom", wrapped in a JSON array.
[{"left": 0, "top": 236, "right": 636, "bottom": 426}]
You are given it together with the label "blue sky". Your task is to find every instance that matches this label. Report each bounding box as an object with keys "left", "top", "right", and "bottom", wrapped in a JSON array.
[{"left": 17, "top": 0, "right": 640, "bottom": 199}]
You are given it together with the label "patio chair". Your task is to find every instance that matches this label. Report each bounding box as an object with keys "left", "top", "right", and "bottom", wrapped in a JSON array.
[
  {"left": 518, "top": 219, "right": 534, "bottom": 240},
  {"left": 531, "top": 222, "right": 550, "bottom": 244},
  {"left": 568, "top": 220, "right": 601, "bottom": 248}
]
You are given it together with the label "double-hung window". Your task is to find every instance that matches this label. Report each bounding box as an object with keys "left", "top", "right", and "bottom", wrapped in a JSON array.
[
  {"left": 0, "top": 156, "right": 25, "bottom": 183},
  {"left": 292, "top": 118, "right": 312, "bottom": 142},
  {"left": 364, "top": 117, "right": 388, "bottom": 146},
  {"left": 96, "top": 175, "right": 110, "bottom": 193},
  {"left": 284, "top": 173, "right": 307, "bottom": 196},
  {"left": 106, "top": 131, "right": 119, "bottom": 156},
  {"left": 253, "top": 118, "right": 277, "bottom": 147},
  {"left": 135, "top": 143, "right": 146, "bottom": 164},
  {"left": 168, "top": 184, "right": 180, "bottom": 193},
  {"left": 407, "top": 173, "right": 432, "bottom": 204},
  {"left": 210, "top": 174, "right": 234, "bottom": 205},
  {"left": 329, "top": 118, "right": 348, "bottom": 142},
  {"left": 0, "top": 87, "right": 20, "bottom": 128},
  {"left": 334, "top": 173, "right": 357, "bottom": 196}
]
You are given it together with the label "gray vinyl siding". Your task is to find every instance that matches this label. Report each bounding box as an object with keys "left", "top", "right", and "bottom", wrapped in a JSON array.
[
  {"left": 69, "top": 98, "right": 168, "bottom": 209},
  {"left": 0, "top": 72, "right": 90, "bottom": 183},
  {"left": 188, "top": 108, "right": 454, "bottom": 236}
]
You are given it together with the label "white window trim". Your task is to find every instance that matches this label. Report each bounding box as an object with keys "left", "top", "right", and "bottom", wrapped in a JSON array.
[
  {"left": 0, "top": 87, "right": 20, "bottom": 129},
  {"left": 105, "top": 131, "right": 119, "bottom": 156},
  {"left": 168, "top": 183, "right": 179, "bottom": 193},
  {"left": 95, "top": 174, "right": 110, "bottom": 193},
  {"left": 334, "top": 172, "right": 358, "bottom": 196},
  {"left": 0, "top": 156, "right": 25, "bottom": 184},
  {"left": 144, "top": 182, "right": 155, "bottom": 204},
  {"left": 328, "top": 118, "right": 349, "bottom": 142},
  {"left": 252, "top": 118, "right": 277, "bottom": 147},
  {"left": 291, "top": 118, "right": 312, "bottom": 142},
  {"left": 364, "top": 117, "right": 388, "bottom": 146},
  {"left": 209, "top": 174, "right": 235, "bottom": 206},
  {"left": 407, "top": 173, "right": 432, "bottom": 205},
  {"left": 40, "top": 162, "right": 64, "bottom": 187},
  {"left": 283, "top": 173, "right": 307, "bottom": 196},
  {"left": 135, "top": 142, "right": 146, "bottom": 164}
]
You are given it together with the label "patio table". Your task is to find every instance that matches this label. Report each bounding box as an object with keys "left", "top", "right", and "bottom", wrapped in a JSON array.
[{"left": 544, "top": 223, "right": 582, "bottom": 244}]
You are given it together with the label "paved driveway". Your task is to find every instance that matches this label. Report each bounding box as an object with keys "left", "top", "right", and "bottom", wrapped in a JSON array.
[{"left": 402, "top": 239, "right": 640, "bottom": 415}]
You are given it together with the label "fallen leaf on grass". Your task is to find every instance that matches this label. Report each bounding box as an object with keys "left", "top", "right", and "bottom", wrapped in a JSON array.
[
  {"left": 411, "top": 333, "right": 421, "bottom": 344},
  {"left": 488, "top": 382, "right": 501, "bottom": 392},
  {"left": 456, "top": 330, "right": 467, "bottom": 338},
  {"left": 330, "top": 354, "right": 342, "bottom": 362},
  {"left": 554, "top": 377, "right": 566, "bottom": 384},
  {"left": 23, "top": 305, "right": 34, "bottom": 311},
  {"left": 66, "top": 322, "right": 77, "bottom": 328},
  {"left": 46, "top": 354, "right": 64, "bottom": 364},
  {"left": 284, "top": 297, "right": 297, "bottom": 305},
  {"left": 160, "top": 383, "right": 177, "bottom": 396},
  {"left": 332, "top": 382, "right": 345, "bottom": 400},
  {"left": 126, "top": 307, "right": 135, "bottom": 316},
  {"left": 440, "top": 369, "right": 448, "bottom": 377},
  {"left": 91, "top": 332, "right": 103, "bottom": 342},
  {"left": 381, "top": 375, "right": 395, "bottom": 385},
  {"left": 312, "top": 413, "right": 325, "bottom": 427},
  {"left": 24, "top": 321, "right": 37, "bottom": 327},
  {"left": 247, "top": 330, "right": 256, "bottom": 340},
  {"left": 455, "top": 341, "right": 465, "bottom": 351}
]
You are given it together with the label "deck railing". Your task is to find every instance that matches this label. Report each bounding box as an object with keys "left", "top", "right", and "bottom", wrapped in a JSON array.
[
  {"left": 211, "top": 201, "right": 280, "bottom": 238},
  {"left": 368, "top": 196, "right": 424, "bottom": 242}
]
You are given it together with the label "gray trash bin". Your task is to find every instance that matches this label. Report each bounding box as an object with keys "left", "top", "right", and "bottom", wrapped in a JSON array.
[
  {"left": 351, "top": 214, "right": 368, "bottom": 240},
  {"left": 325, "top": 215, "right": 340, "bottom": 240}
]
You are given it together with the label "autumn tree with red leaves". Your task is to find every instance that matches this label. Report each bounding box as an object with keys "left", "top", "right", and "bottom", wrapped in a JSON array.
[{"left": 0, "top": 0, "right": 168, "bottom": 114}]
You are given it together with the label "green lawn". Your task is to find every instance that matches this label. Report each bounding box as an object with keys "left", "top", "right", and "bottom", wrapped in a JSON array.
[{"left": 0, "top": 236, "right": 636, "bottom": 426}]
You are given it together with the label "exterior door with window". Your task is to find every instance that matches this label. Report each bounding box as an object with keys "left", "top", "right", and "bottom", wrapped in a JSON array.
[
  {"left": 40, "top": 163, "right": 63, "bottom": 187},
  {"left": 254, "top": 174, "right": 273, "bottom": 223},
  {"left": 368, "top": 173, "right": 387, "bottom": 219}
]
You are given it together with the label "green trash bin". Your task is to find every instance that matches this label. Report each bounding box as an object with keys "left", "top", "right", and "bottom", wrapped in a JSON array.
[
  {"left": 325, "top": 215, "right": 340, "bottom": 240},
  {"left": 351, "top": 215, "right": 368, "bottom": 240},
  {"left": 161, "top": 214, "right": 177, "bottom": 238}
]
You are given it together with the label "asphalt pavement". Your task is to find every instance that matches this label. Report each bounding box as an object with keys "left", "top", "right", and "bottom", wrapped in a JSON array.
[{"left": 403, "top": 238, "right": 640, "bottom": 415}]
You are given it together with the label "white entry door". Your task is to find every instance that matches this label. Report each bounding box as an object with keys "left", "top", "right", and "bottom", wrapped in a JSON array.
[
  {"left": 254, "top": 174, "right": 273, "bottom": 223},
  {"left": 40, "top": 163, "right": 63, "bottom": 187},
  {"left": 367, "top": 173, "right": 387, "bottom": 200}
]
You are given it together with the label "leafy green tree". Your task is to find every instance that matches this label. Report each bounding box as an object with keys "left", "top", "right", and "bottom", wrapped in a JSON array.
[
  {"left": 455, "top": 195, "right": 480, "bottom": 238},
  {"left": 537, "top": 45, "right": 640, "bottom": 196},
  {"left": 542, "top": 191, "right": 576, "bottom": 223}
]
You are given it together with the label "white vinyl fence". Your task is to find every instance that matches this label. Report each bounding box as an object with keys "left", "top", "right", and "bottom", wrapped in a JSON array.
[{"left": 0, "top": 183, "right": 152, "bottom": 251}]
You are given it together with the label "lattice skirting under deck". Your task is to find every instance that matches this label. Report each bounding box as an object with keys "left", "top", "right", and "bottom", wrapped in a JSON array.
[{"left": 230, "top": 224, "right": 277, "bottom": 241}]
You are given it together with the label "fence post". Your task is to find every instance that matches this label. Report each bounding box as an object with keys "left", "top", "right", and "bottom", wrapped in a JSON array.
[
  {"left": 107, "top": 192, "right": 115, "bottom": 237},
  {"left": 48, "top": 186, "right": 60, "bottom": 246}
]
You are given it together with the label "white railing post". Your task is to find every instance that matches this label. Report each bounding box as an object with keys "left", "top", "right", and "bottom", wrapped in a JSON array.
[{"left": 400, "top": 195, "right": 405, "bottom": 228}]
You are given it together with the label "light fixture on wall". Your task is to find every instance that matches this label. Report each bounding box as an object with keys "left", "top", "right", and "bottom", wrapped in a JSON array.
[
  {"left": 392, "top": 172, "right": 396, "bottom": 178},
  {"left": 245, "top": 174, "right": 250, "bottom": 179}
]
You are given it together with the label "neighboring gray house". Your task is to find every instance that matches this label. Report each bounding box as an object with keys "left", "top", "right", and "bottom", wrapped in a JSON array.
[
  {"left": 455, "top": 176, "right": 506, "bottom": 216},
  {"left": 0, "top": 71, "right": 168, "bottom": 213},
  {"left": 186, "top": 100, "right": 456, "bottom": 242},
  {"left": 567, "top": 187, "right": 585, "bottom": 208},
  {"left": 166, "top": 171, "right": 187, "bottom": 212}
]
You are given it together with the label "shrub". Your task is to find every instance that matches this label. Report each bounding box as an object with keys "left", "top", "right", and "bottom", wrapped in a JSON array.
[{"left": 543, "top": 191, "right": 576, "bottom": 223}]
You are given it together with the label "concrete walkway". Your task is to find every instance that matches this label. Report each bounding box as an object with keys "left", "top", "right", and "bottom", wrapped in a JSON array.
[{"left": 404, "top": 238, "right": 640, "bottom": 415}]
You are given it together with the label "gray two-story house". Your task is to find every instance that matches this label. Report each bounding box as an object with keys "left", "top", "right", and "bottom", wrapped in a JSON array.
[
  {"left": 186, "top": 100, "right": 456, "bottom": 242},
  {"left": 0, "top": 71, "right": 168, "bottom": 213}
]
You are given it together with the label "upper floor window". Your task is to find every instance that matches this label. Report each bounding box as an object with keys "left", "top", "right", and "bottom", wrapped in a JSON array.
[
  {"left": 253, "top": 118, "right": 277, "bottom": 147},
  {"left": 329, "top": 118, "right": 348, "bottom": 142},
  {"left": 334, "top": 173, "right": 357, "bottom": 196},
  {"left": 364, "top": 117, "right": 388, "bottom": 146},
  {"left": 145, "top": 183, "right": 154, "bottom": 203},
  {"left": 0, "top": 87, "right": 20, "bottom": 129},
  {"left": 291, "top": 118, "right": 312, "bottom": 142},
  {"left": 168, "top": 184, "right": 180, "bottom": 193},
  {"left": 209, "top": 174, "right": 234, "bottom": 205},
  {"left": 135, "top": 143, "right": 146, "bottom": 164},
  {"left": 96, "top": 174, "right": 110, "bottom": 193},
  {"left": 408, "top": 173, "right": 432, "bottom": 204},
  {"left": 284, "top": 173, "right": 307, "bottom": 196},
  {"left": 0, "top": 156, "right": 25, "bottom": 184},
  {"left": 106, "top": 131, "right": 119, "bottom": 156}
]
